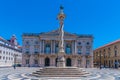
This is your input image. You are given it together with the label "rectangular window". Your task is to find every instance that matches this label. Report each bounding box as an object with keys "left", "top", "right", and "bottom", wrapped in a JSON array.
[
  {"left": 115, "top": 50, "right": 117, "bottom": 57},
  {"left": 26, "top": 59, "right": 29, "bottom": 64},
  {"left": 34, "top": 60, "right": 38, "bottom": 64},
  {"left": 78, "top": 48, "right": 82, "bottom": 54},
  {"left": 0, "top": 56, "right": 1, "bottom": 59},
  {"left": 86, "top": 60, "right": 90, "bottom": 65},
  {"left": 0, "top": 50, "right": 2, "bottom": 53}
]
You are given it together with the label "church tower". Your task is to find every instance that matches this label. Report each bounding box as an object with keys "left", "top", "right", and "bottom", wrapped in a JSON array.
[{"left": 10, "top": 34, "right": 18, "bottom": 46}]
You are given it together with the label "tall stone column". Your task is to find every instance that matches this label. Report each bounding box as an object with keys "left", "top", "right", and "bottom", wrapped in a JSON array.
[{"left": 57, "top": 5, "right": 66, "bottom": 67}]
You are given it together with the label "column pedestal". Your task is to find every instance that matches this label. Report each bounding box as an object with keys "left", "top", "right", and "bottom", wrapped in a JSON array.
[{"left": 57, "top": 52, "right": 65, "bottom": 67}]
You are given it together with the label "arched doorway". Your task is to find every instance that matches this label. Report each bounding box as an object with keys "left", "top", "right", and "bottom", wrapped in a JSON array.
[
  {"left": 114, "top": 60, "right": 118, "bottom": 68},
  {"left": 66, "top": 58, "right": 71, "bottom": 66},
  {"left": 45, "top": 57, "right": 50, "bottom": 66}
]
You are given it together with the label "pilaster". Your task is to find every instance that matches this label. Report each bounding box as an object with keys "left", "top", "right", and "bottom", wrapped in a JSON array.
[
  {"left": 30, "top": 54, "right": 34, "bottom": 67},
  {"left": 82, "top": 56, "right": 86, "bottom": 68}
]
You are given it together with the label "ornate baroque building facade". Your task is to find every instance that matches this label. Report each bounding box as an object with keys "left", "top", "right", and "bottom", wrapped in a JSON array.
[
  {"left": 22, "top": 30, "right": 93, "bottom": 68},
  {"left": 94, "top": 39, "right": 120, "bottom": 68}
]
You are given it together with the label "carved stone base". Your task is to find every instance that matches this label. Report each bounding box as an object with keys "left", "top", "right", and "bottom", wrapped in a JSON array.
[
  {"left": 57, "top": 56, "right": 65, "bottom": 67},
  {"left": 57, "top": 52, "right": 65, "bottom": 67}
]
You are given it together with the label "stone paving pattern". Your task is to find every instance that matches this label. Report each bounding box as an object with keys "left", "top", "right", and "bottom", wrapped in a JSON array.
[{"left": 0, "top": 67, "right": 120, "bottom": 80}]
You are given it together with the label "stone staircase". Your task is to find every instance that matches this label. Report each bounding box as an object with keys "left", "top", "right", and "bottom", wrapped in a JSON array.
[{"left": 32, "top": 67, "right": 90, "bottom": 77}]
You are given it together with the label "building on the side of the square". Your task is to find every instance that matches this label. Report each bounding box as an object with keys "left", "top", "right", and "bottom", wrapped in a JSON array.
[
  {"left": 94, "top": 39, "right": 120, "bottom": 68},
  {"left": 22, "top": 31, "right": 93, "bottom": 68},
  {"left": 0, "top": 35, "right": 22, "bottom": 67}
]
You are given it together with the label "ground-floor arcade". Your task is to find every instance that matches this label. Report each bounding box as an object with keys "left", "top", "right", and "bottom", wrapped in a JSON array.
[{"left": 22, "top": 54, "right": 93, "bottom": 68}]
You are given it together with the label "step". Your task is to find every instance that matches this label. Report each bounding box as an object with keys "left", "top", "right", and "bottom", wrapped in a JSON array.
[
  {"left": 32, "top": 67, "right": 89, "bottom": 77},
  {"left": 32, "top": 74, "right": 88, "bottom": 77}
]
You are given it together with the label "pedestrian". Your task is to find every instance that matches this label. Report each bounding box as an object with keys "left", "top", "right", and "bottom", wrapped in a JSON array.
[{"left": 14, "top": 65, "right": 16, "bottom": 69}]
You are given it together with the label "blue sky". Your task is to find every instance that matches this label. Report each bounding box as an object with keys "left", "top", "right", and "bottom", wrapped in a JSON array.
[{"left": 0, "top": 0, "right": 120, "bottom": 49}]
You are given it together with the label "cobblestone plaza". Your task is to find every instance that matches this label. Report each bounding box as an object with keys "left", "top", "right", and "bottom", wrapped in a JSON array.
[{"left": 0, "top": 67, "right": 120, "bottom": 80}]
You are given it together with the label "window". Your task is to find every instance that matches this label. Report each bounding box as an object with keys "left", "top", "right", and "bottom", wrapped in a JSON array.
[
  {"left": 86, "top": 60, "right": 90, "bottom": 65},
  {"left": 45, "top": 44, "right": 51, "bottom": 54},
  {"left": 86, "top": 48, "right": 90, "bottom": 55},
  {"left": 86, "top": 42, "right": 90, "bottom": 45},
  {"left": 35, "top": 41, "right": 39, "bottom": 45},
  {"left": 34, "top": 48, "right": 39, "bottom": 54},
  {"left": 26, "top": 59, "right": 29, "bottom": 64},
  {"left": 78, "top": 42, "right": 81, "bottom": 45},
  {"left": 55, "top": 44, "right": 59, "bottom": 53},
  {"left": 114, "top": 46, "right": 117, "bottom": 49},
  {"left": 66, "top": 44, "right": 71, "bottom": 54},
  {"left": 26, "top": 48, "right": 29, "bottom": 54},
  {"left": 0, "top": 56, "right": 1, "bottom": 59},
  {"left": 34, "top": 60, "right": 38, "bottom": 64},
  {"left": 0, "top": 50, "right": 2, "bottom": 53},
  {"left": 26, "top": 41, "right": 29, "bottom": 45},
  {"left": 108, "top": 52, "right": 111, "bottom": 58},
  {"left": 78, "top": 48, "right": 82, "bottom": 54},
  {"left": 3, "top": 51, "right": 5, "bottom": 54},
  {"left": 115, "top": 50, "right": 117, "bottom": 57}
]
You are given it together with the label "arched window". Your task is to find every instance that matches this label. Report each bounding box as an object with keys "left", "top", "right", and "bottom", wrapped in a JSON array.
[
  {"left": 45, "top": 44, "right": 51, "bottom": 54},
  {"left": 66, "top": 44, "right": 71, "bottom": 54}
]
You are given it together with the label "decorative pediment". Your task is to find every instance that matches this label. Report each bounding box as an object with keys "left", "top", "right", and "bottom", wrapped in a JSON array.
[{"left": 40, "top": 29, "right": 77, "bottom": 37}]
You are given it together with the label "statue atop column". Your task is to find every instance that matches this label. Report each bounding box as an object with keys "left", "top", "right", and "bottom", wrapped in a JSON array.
[{"left": 57, "top": 5, "right": 66, "bottom": 67}]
